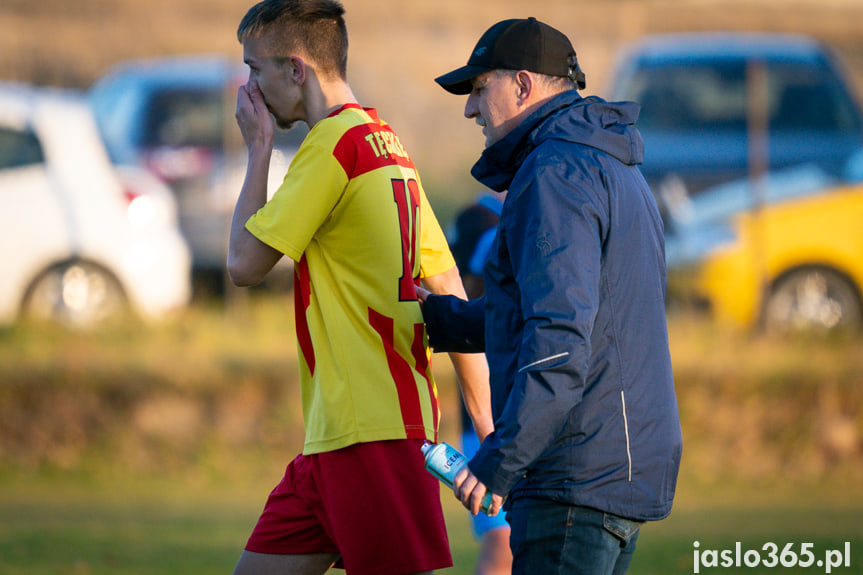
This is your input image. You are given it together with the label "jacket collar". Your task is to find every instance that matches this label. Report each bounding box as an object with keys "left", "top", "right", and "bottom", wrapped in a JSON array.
[{"left": 470, "top": 90, "right": 584, "bottom": 191}]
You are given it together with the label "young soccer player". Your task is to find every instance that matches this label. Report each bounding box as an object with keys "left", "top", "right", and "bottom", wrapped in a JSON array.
[{"left": 227, "top": 2, "right": 493, "bottom": 574}]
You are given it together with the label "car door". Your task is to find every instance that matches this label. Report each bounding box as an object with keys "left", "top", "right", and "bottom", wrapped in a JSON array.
[{"left": 0, "top": 113, "right": 71, "bottom": 322}]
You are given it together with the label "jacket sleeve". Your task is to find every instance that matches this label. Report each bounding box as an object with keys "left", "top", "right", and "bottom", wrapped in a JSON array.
[
  {"left": 470, "top": 151, "right": 608, "bottom": 495},
  {"left": 421, "top": 294, "right": 486, "bottom": 353}
]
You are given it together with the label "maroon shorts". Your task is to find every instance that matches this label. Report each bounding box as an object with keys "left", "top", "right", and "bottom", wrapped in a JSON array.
[{"left": 245, "top": 439, "right": 452, "bottom": 574}]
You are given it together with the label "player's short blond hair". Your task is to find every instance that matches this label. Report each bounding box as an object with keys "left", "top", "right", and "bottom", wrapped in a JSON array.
[{"left": 237, "top": 0, "right": 348, "bottom": 80}]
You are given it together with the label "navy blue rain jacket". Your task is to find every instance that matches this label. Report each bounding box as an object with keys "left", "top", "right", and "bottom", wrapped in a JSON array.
[{"left": 424, "top": 90, "right": 682, "bottom": 521}]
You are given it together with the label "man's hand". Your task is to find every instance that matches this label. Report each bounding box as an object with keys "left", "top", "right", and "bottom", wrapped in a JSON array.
[
  {"left": 235, "top": 79, "right": 274, "bottom": 156},
  {"left": 453, "top": 466, "right": 505, "bottom": 516},
  {"left": 420, "top": 268, "right": 493, "bottom": 439},
  {"left": 415, "top": 285, "right": 430, "bottom": 303}
]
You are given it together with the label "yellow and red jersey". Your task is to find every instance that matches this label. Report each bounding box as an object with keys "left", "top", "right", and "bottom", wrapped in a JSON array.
[{"left": 246, "top": 104, "right": 454, "bottom": 454}]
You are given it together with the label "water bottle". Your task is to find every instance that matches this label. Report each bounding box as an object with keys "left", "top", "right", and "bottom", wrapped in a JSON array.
[{"left": 421, "top": 441, "right": 494, "bottom": 515}]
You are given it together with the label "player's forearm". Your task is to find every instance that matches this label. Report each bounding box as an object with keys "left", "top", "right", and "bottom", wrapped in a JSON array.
[
  {"left": 422, "top": 267, "right": 494, "bottom": 441},
  {"left": 450, "top": 352, "right": 494, "bottom": 441},
  {"left": 227, "top": 153, "right": 277, "bottom": 286}
]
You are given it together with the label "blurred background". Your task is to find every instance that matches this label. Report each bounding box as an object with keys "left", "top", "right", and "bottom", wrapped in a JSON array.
[
  {"left": 4, "top": 0, "right": 862, "bottom": 212},
  {"left": 1, "top": 0, "right": 863, "bottom": 573}
]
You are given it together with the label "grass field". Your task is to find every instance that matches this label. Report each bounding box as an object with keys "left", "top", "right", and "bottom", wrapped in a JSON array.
[
  {"left": 1, "top": 294, "right": 862, "bottom": 574},
  {"left": 0, "top": 474, "right": 861, "bottom": 574}
]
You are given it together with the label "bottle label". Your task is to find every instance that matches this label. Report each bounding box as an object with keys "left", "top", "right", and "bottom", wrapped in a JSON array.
[{"left": 423, "top": 442, "right": 467, "bottom": 487}]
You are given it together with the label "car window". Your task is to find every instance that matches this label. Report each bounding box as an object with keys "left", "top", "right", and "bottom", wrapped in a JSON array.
[
  {"left": 768, "top": 62, "right": 862, "bottom": 132},
  {"left": 90, "top": 81, "right": 145, "bottom": 161},
  {"left": 0, "top": 126, "right": 44, "bottom": 169},
  {"left": 625, "top": 59, "right": 749, "bottom": 132},
  {"left": 622, "top": 57, "right": 861, "bottom": 136},
  {"left": 142, "top": 88, "right": 225, "bottom": 149}
]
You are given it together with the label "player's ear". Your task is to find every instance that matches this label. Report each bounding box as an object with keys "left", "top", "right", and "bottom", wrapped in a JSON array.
[{"left": 287, "top": 56, "right": 306, "bottom": 85}]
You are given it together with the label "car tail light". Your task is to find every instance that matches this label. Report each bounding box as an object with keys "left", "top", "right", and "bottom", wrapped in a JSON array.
[
  {"left": 115, "top": 166, "right": 177, "bottom": 230},
  {"left": 143, "top": 146, "right": 217, "bottom": 182},
  {"left": 123, "top": 188, "right": 160, "bottom": 228}
]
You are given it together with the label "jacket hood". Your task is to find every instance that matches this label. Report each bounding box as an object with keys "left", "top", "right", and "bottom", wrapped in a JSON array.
[{"left": 471, "top": 90, "right": 644, "bottom": 191}]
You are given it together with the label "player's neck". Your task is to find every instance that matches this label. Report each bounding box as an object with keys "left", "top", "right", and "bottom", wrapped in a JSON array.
[{"left": 305, "top": 76, "right": 358, "bottom": 126}]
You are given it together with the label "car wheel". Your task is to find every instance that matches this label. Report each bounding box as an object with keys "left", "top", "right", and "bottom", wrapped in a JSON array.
[
  {"left": 22, "top": 261, "right": 128, "bottom": 329},
  {"left": 764, "top": 267, "right": 862, "bottom": 334}
]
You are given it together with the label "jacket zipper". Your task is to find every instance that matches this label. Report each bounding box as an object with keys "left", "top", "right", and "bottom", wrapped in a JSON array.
[{"left": 621, "top": 390, "right": 632, "bottom": 482}]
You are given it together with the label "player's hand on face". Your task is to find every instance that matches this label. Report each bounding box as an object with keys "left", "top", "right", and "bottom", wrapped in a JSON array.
[{"left": 235, "top": 79, "right": 274, "bottom": 154}]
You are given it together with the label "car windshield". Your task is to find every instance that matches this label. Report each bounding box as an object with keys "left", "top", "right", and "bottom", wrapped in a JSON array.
[
  {"left": 624, "top": 60, "right": 748, "bottom": 132},
  {"left": 142, "top": 88, "right": 225, "bottom": 149},
  {"left": 625, "top": 58, "right": 862, "bottom": 134}
]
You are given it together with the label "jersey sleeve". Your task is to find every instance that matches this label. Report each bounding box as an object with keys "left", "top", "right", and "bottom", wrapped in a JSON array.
[
  {"left": 245, "top": 136, "right": 348, "bottom": 262},
  {"left": 418, "top": 184, "right": 456, "bottom": 278}
]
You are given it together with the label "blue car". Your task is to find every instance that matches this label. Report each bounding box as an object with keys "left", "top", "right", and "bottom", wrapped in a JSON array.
[{"left": 607, "top": 32, "right": 863, "bottom": 202}]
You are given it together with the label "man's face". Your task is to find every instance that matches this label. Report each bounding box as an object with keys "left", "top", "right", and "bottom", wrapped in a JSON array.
[
  {"left": 464, "top": 70, "right": 523, "bottom": 148},
  {"left": 243, "top": 35, "right": 303, "bottom": 129}
]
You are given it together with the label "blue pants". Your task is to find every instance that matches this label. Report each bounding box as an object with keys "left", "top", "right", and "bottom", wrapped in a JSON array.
[{"left": 508, "top": 498, "right": 641, "bottom": 575}]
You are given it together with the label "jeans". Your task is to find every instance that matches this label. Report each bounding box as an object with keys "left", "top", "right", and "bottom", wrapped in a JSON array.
[{"left": 508, "top": 498, "right": 642, "bottom": 575}]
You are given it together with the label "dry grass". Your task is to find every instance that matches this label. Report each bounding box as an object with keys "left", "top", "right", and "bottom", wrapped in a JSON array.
[
  {"left": 1, "top": 295, "right": 861, "bottom": 507},
  {"left": 665, "top": 311, "right": 863, "bottom": 506}
]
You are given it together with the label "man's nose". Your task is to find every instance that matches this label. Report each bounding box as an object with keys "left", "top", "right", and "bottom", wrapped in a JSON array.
[{"left": 464, "top": 94, "right": 478, "bottom": 119}]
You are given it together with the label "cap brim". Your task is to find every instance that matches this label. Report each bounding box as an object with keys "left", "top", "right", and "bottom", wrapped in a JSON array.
[{"left": 434, "top": 65, "right": 490, "bottom": 95}]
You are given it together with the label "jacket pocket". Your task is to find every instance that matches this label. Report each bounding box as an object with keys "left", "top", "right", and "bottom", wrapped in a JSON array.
[{"left": 603, "top": 512, "right": 643, "bottom": 541}]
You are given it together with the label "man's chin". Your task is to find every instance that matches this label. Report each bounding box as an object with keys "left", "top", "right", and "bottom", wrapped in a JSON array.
[{"left": 481, "top": 128, "right": 495, "bottom": 148}]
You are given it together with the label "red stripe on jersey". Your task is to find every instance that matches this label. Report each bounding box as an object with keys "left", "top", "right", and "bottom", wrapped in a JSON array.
[
  {"left": 368, "top": 307, "right": 426, "bottom": 439},
  {"left": 332, "top": 122, "right": 416, "bottom": 179},
  {"left": 412, "top": 322, "right": 439, "bottom": 442},
  {"left": 392, "top": 178, "right": 421, "bottom": 301},
  {"left": 294, "top": 255, "right": 315, "bottom": 376}
]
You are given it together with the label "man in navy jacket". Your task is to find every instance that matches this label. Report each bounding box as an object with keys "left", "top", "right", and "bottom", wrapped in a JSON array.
[{"left": 422, "top": 17, "right": 683, "bottom": 574}]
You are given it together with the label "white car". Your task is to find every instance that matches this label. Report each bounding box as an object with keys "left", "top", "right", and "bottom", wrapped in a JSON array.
[{"left": 0, "top": 82, "right": 192, "bottom": 328}]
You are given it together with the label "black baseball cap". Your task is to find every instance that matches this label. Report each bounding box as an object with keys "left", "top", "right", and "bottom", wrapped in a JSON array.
[{"left": 435, "top": 17, "right": 585, "bottom": 95}]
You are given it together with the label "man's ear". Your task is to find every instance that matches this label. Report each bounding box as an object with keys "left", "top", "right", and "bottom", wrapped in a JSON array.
[{"left": 515, "top": 70, "right": 533, "bottom": 104}]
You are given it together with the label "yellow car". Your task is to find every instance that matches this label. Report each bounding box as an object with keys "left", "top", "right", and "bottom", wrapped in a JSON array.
[{"left": 666, "top": 165, "right": 863, "bottom": 333}]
